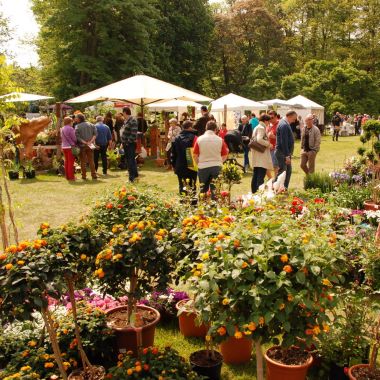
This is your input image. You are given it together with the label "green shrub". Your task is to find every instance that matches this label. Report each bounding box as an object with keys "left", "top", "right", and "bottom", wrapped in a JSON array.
[
  {"left": 330, "top": 183, "right": 371, "bottom": 209},
  {"left": 304, "top": 172, "right": 335, "bottom": 193}
]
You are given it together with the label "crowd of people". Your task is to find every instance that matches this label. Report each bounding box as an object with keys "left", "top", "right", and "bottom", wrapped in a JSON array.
[{"left": 60, "top": 105, "right": 324, "bottom": 196}]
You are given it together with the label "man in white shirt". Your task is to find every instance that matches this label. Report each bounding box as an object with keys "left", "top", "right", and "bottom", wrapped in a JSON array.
[{"left": 193, "top": 121, "right": 229, "bottom": 199}]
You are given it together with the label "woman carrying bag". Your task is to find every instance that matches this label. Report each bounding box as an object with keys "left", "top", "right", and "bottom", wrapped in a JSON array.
[{"left": 249, "top": 114, "right": 273, "bottom": 193}]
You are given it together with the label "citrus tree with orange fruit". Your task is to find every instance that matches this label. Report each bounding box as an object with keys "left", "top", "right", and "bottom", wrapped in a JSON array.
[{"left": 94, "top": 220, "right": 174, "bottom": 324}]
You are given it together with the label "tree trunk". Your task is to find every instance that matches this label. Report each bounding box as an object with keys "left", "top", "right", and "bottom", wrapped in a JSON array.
[{"left": 255, "top": 340, "right": 264, "bottom": 380}]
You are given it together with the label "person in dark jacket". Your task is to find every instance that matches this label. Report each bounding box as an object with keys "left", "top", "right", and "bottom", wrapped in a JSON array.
[
  {"left": 238, "top": 115, "right": 253, "bottom": 171},
  {"left": 274, "top": 110, "right": 297, "bottom": 190},
  {"left": 193, "top": 105, "right": 210, "bottom": 136},
  {"left": 171, "top": 120, "right": 198, "bottom": 196}
]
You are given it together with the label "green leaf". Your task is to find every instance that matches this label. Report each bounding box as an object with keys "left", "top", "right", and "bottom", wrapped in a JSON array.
[
  {"left": 296, "top": 271, "right": 305, "bottom": 284},
  {"left": 231, "top": 269, "right": 241, "bottom": 279},
  {"left": 310, "top": 265, "right": 321, "bottom": 276}
]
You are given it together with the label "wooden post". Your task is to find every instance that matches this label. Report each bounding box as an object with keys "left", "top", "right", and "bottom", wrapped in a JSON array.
[
  {"left": 55, "top": 102, "right": 62, "bottom": 159},
  {"left": 150, "top": 126, "right": 158, "bottom": 158}
]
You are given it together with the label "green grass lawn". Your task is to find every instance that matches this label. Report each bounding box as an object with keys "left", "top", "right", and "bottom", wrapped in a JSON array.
[
  {"left": 2, "top": 135, "right": 361, "bottom": 379},
  {"left": 7, "top": 135, "right": 361, "bottom": 241}
]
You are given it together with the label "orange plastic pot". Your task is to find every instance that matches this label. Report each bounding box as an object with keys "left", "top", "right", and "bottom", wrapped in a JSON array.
[
  {"left": 364, "top": 200, "right": 380, "bottom": 211},
  {"left": 175, "top": 300, "right": 209, "bottom": 338},
  {"left": 348, "top": 364, "right": 370, "bottom": 380},
  {"left": 106, "top": 305, "right": 160, "bottom": 355},
  {"left": 219, "top": 336, "right": 253, "bottom": 365},
  {"left": 264, "top": 346, "right": 313, "bottom": 380}
]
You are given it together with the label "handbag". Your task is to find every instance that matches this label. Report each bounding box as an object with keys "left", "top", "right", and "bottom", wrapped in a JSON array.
[
  {"left": 249, "top": 139, "right": 266, "bottom": 153},
  {"left": 185, "top": 147, "right": 198, "bottom": 172}
]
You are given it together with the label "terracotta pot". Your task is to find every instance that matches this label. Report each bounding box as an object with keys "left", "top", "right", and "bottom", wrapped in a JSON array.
[
  {"left": 348, "top": 364, "right": 371, "bottom": 380},
  {"left": 264, "top": 346, "right": 313, "bottom": 380},
  {"left": 175, "top": 300, "right": 209, "bottom": 338},
  {"left": 106, "top": 305, "right": 160, "bottom": 355},
  {"left": 364, "top": 200, "right": 380, "bottom": 211},
  {"left": 219, "top": 336, "right": 253, "bottom": 365},
  {"left": 68, "top": 365, "right": 105, "bottom": 380}
]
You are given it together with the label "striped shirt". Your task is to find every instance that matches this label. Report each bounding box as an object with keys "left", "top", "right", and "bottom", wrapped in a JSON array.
[{"left": 121, "top": 116, "right": 138, "bottom": 144}]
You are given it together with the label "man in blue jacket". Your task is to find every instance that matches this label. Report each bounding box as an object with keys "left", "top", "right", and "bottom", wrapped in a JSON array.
[
  {"left": 94, "top": 116, "right": 112, "bottom": 176},
  {"left": 275, "top": 110, "right": 297, "bottom": 190}
]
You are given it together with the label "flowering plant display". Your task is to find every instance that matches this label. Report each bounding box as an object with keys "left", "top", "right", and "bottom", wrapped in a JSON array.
[
  {"left": 180, "top": 196, "right": 375, "bottom": 379},
  {"left": 89, "top": 185, "right": 181, "bottom": 231},
  {"left": 107, "top": 346, "right": 204, "bottom": 380},
  {"left": 94, "top": 220, "right": 174, "bottom": 324}
]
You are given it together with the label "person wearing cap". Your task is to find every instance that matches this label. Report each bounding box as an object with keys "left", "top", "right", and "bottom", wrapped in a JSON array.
[
  {"left": 166, "top": 118, "right": 181, "bottom": 170},
  {"left": 300, "top": 114, "right": 321, "bottom": 175},
  {"left": 193, "top": 105, "right": 210, "bottom": 136}
]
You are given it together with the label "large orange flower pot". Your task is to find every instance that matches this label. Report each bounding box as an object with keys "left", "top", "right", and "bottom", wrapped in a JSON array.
[
  {"left": 219, "top": 336, "right": 253, "bottom": 365},
  {"left": 106, "top": 305, "right": 160, "bottom": 355},
  {"left": 175, "top": 300, "right": 209, "bottom": 338},
  {"left": 348, "top": 364, "right": 371, "bottom": 380},
  {"left": 264, "top": 346, "right": 313, "bottom": 380}
]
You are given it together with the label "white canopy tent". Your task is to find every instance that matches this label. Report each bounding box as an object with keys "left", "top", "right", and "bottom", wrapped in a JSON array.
[
  {"left": 0, "top": 92, "right": 54, "bottom": 102},
  {"left": 65, "top": 75, "right": 212, "bottom": 111},
  {"left": 209, "top": 93, "right": 264, "bottom": 128},
  {"left": 260, "top": 98, "right": 295, "bottom": 108},
  {"left": 147, "top": 99, "right": 203, "bottom": 116},
  {"left": 288, "top": 95, "right": 325, "bottom": 124}
]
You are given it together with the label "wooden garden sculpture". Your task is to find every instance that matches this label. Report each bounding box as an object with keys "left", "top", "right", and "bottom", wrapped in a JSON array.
[{"left": 14, "top": 116, "right": 51, "bottom": 159}]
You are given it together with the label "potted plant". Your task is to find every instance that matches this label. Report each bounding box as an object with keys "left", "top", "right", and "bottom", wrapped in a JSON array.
[
  {"left": 38, "top": 222, "right": 109, "bottom": 379},
  {"left": 190, "top": 336, "right": 223, "bottom": 380},
  {"left": 182, "top": 196, "right": 357, "bottom": 379},
  {"left": 176, "top": 298, "right": 209, "bottom": 338},
  {"left": 6, "top": 159, "right": 20, "bottom": 180},
  {"left": 0, "top": 239, "right": 69, "bottom": 379},
  {"left": 23, "top": 158, "right": 36, "bottom": 179},
  {"left": 348, "top": 316, "right": 380, "bottom": 380},
  {"left": 107, "top": 346, "right": 204, "bottom": 379},
  {"left": 94, "top": 220, "right": 174, "bottom": 354},
  {"left": 315, "top": 286, "right": 372, "bottom": 380}
]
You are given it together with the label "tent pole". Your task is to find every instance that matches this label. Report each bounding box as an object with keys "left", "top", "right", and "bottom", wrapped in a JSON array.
[{"left": 223, "top": 104, "right": 227, "bottom": 125}]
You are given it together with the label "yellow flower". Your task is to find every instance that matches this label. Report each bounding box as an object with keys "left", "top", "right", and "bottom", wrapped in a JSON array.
[
  {"left": 279, "top": 303, "right": 285, "bottom": 310},
  {"left": 313, "top": 325, "right": 321, "bottom": 335},
  {"left": 201, "top": 253, "right": 209, "bottom": 260},
  {"left": 322, "top": 278, "right": 333, "bottom": 287},
  {"left": 234, "top": 331, "right": 243, "bottom": 339},
  {"left": 112, "top": 254, "right": 123, "bottom": 261},
  {"left": 44, "top": 362, "right": 54, "bottom": 368},
  {"left": 248, "top": 322, "right": 256, "bottom": 331},
  {"left": 193, "top": 270, "right": 201, "bottom": 277},
  {"left": 205, "top": 335, "right": 211, "bottom": 342},
  {"left": 244, "top": 330, "right": 252, "bottom": 335},
  {"left": 20, "top": 366, "right": 31, "bottom": 372},
  {"left": 63, "top": 362, "right": 71, "bottom": 370},
  {"left": 80, "top": 254, "right": 87, "bottom": 261},
  {"left": 322, "top": 323, "right": 330, "bottom": 333},
  {"left": 17, "top": 260, "right": 25, "bottom": 265},
  {"left": 28, "top": 340, "right": 37, "bottom": 347},
  {"left": 222, "top": 298, "right": 230, "bottom": 305},
  {"left": 280, "top": 254, "right": 288, "bottom": 263},
  {"left": 197, "top": 263, "right": 203, "bottom": 270}
]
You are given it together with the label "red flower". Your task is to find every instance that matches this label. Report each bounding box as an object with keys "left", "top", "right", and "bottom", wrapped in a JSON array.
[
  {"left": 344, "top": 367, "right": 349, "bottom": 375},
  {"left": 221, "top": 191, "right": 229, "bottom": 197},
  {"left": 117, "top": 204, "right": 123, "bottom": 209},
  {"left": 314, "top": 198, "right": 325, "bottom": 204},
  {"left": 127, "top": 196, "right": 136, "bottom": 201},
  {"left": 106, "top": 203, "right": 113, "bottom": 209}
]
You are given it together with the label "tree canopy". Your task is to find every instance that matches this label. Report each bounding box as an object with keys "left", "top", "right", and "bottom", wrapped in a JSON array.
[{"left": 5, "top": 0, "right": 378, "bottom": 116}]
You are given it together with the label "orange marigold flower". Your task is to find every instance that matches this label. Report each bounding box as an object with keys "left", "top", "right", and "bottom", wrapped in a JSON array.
[
  {"left": 127, "top": 368, "right": 133, "bottom": 375},
  {"left": 222, "top": 298, "right": 230, "bottom": 305},
  {"left": 259, "top": 317, "right": 265, "bottom": 326},
  {"left": 280, "top": 254, "right": 288, "bottom": 263},
  {"left": 283, "top": 265, "right": 293, "bottom": 273},
  {"left": 305, "top": 329, "right": 314, "bottom": 335},
  {"left": 233, "top": 239, "right": 240, "bottom": 248},
  {"left": 106, "top": 203, "right": 113, "bottom": 209},
  {"left": 5, "top": 263, "right": 13, "bottom": 270},
  {"left": 241, "top": 262, "right": 248, "bottom": 269},
  {"left": 313, "top": 325, "right": 321, "bottom": 335},
  {"left": 44, "top": 362, "right": 54, "bottom": 368},
  {"left": 0, "top": 253, "right": 7, "bottom": 260},
  {"left": 151, "top": 347, "right": 159, "bottom": 355},
  {"left": 234, "top": 331, "right": 243, "bottom": 339},
  {"left": 322, "top": 279, "right": 333, "bottom": 287},
  {"left": 248, "top": 322, "right": 256, "bottom": 331},
  {"left": 287, "top": 294, "right": 294, "bottom": 302},
  {"left": 217, "top": 326, "right": 227, "bottom": 336}
]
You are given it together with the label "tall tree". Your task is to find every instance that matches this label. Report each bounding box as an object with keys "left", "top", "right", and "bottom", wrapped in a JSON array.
[
  {"left": 153, "top": 0, "right": 214, "bottom": 92},
  {"left": 32, "top": 0, "right": 160, "bottom": 100}
]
